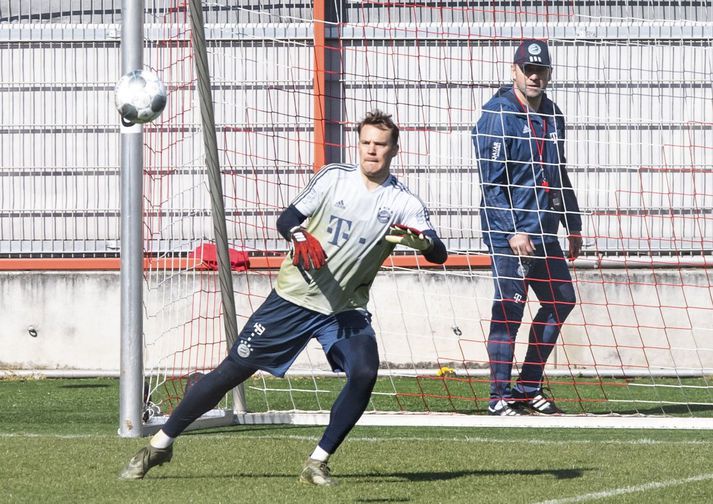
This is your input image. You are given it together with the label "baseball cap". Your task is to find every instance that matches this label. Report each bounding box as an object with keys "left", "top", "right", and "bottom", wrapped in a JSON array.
[{"left": 513, "top": 39, "right": 552, "bottom": 68}]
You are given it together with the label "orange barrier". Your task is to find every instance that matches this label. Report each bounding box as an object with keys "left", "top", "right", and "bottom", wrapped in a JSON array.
[{"left": 0, "top": 254, "right": 490, "bottom": 271}]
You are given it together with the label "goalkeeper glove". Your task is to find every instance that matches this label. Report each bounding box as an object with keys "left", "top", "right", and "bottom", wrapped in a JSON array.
[
  {"left": 384, "top": 224, "right": 433, "bottom": 251},
  {"left": 290, "top": 227, "right": 327, "bottom": 270}
]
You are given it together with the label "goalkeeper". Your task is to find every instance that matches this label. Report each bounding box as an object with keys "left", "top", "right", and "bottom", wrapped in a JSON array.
[{"left": 119, "top": 110, "right": 447, "bottom": 485}]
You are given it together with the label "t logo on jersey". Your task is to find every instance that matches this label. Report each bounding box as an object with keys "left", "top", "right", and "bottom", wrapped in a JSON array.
[{"left": 327, "top": 215, "right": 352, "bottom": 245}]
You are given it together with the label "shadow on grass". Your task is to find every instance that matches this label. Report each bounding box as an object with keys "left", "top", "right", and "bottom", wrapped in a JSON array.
[
  {"left": 348, "top": 467, "right": 588, "bottom": 482},
  {"left": 153, "top": 467, "right": 588, "bottom": 482},
  {"left": 354, "top": 499, "right": 410, "bottom": 503},
  {"left": 183, "top": 424, "right": 323, "bottom": 436},
  {"left": 601, "top": 403, "right": 713, "bottom": 416},
  {"left": 59, "top": 383, "right": 112, "bottom": 389}
]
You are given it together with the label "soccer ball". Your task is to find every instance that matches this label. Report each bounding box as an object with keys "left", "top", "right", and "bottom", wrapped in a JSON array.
[{"left": 114, "top": 69, "right": 167, "bottom": 125}]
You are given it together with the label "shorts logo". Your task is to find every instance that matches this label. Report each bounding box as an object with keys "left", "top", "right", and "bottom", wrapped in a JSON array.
[
  {"left": 517, "top": 263, "right": 530, "bottom": 278},
  {"left": 237, "top": 343, "right": 251, "bottom": 358},
  {"left": 377, "top": 208, "right": 392, "bottom": 224},
  {"left": 517, "top": 258, "right": 531, "bottom": 278},
  {"left": 237, "top": 322, "right": 266, "bottom": 358}
]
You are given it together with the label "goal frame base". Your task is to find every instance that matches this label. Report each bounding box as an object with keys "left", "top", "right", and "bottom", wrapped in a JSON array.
[{"left": 140, "top": 409, "right": 713, "bottom": 435}]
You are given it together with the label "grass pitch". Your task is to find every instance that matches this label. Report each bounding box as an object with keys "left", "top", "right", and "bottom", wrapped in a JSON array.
[{"left": 1, "top": 377, "right": 713, "bottom": 503}]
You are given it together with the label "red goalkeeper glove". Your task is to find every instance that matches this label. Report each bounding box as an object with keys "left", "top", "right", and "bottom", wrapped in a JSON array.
[
  {"left": 385, "top": 224, "right": 433, "bottom": 251},
  {"left": 290, "top": 227, "right": 327, "bottom": 270}
]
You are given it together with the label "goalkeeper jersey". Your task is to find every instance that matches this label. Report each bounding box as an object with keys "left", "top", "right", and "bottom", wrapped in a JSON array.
[{"left": 276, "top": 163, "right": 434, "bottom": 315}]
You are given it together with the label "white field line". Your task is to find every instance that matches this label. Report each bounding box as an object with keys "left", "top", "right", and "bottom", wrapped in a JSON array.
[
  {"left": 249, "top": 434, "right": 713, "bottom": 447},
  {"left": 0, "top": 433, "right": 95, "bottom": 439},
  {"left": 534, "top": 472, "right": 713, "bottom": 504},
  {"left": 1, "top": 432, "right": 712, "bottom": 447}
]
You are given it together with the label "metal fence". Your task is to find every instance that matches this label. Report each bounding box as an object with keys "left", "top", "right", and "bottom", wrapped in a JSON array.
[{"left": 1, "top": 0, "right": 711, "bottom": 256}]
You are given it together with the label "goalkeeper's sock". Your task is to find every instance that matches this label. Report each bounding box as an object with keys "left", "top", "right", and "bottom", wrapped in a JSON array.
[
  {"left": 309, "top": 446, "right": 330, "bottom": 463},
  {"left": 150, "top": 430, "right": 175, "bottom": 450}
]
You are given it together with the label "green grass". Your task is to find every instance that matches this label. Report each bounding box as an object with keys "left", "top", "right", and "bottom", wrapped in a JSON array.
[
  {"left": 2, "top": 378, "right": 713, "bottom": 503},
  {"left": 159, "top": 373, "right": 713, "bottom": 418}
]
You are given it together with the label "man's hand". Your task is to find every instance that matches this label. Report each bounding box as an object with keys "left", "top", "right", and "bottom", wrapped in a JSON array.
[
  {"left": 508, "top": 233, "right": 534, "bottom": 256},
  {"left": 568, "top": 233, "right": 583, "bottom": 260},
  {"left": 290, "top": 227, "right": 327, "bottom": 270},
  {"left": 385, "top": 224, "right": 433, "bottom": 251}
]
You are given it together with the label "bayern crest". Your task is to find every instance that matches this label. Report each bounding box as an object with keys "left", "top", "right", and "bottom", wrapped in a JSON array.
[
  {"left": 237, "top": 342, "right": 252, "bottom": 358},
  {"left": 528, "top": 43, "right": 542, "bottom": 55},
  {"left": 377, "top": 207, "right": 393, "bottom": 223}
]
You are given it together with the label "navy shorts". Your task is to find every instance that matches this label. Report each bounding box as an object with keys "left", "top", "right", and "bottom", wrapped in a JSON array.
[{"left": 230, "top": 290, "right": 376, "bottom": 377}]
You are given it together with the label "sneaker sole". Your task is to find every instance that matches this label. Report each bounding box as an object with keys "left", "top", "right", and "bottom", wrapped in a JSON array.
[{"left": 299, "top": 476, "right": 336, "bottom": 486}]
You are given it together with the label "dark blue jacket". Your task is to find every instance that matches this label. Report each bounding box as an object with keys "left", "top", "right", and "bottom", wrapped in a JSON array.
[{"left": 473, "top": 85, "right": 581, "bottom": 249}]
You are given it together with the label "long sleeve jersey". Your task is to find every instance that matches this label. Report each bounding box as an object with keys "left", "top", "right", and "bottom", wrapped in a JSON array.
[
  {"left": 472, "top": 85, "right": 582, "bottom": 249},
  {"left": 275, "top": 163, "right": 446, "bottom": 315}
]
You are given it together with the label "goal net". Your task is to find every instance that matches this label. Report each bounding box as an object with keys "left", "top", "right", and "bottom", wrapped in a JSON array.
[{"left": 136, "top": 0, "right": 713, "bottom": 431}]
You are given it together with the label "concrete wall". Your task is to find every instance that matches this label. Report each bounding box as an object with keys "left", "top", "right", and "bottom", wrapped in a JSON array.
[
  {"left": 0, "top": 272, "right": 120, "bottom": 370},
  {"left": 2, "top": 268, "right": 711, "bottom": 375}
]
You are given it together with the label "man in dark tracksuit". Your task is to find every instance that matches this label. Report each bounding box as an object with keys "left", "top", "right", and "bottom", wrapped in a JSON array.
[{"left": 472, "top": 39, "right": 583, "bottom": 416}]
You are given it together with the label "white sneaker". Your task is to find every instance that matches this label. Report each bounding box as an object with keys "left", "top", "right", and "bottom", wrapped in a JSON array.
[{"left": 488, "top": 399, "right": 529, "bottom": 416}]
